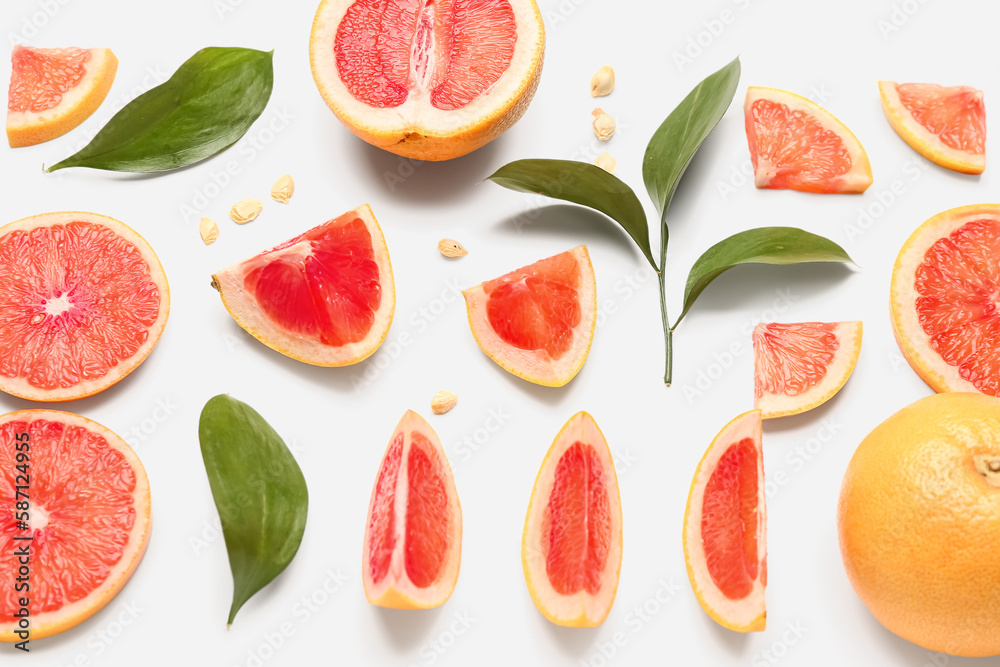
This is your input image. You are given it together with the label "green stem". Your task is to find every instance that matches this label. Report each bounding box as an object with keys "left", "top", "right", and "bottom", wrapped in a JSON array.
[{"left": 659, "top": 223, "right": 672, "bottom": 385}]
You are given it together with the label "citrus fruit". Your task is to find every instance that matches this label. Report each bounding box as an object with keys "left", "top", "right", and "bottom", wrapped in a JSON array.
[
  {"left": 0, "top": 211, "right": 169, "bottom": 402},
  {"left": 753, "top": 321, "right": 862, "bottom": 419},
  {"left": 683, "top": 409, "right": 765, "bottom": 632},
  {"left": 879, "top": 81, "right": 985, "bottom": 175},
  {"left": 309, "top": 0, "right": 545, "bottom": 161},
  {"left": 744, "top": 86, "right": 873, "bottom": 193},
  {"left": 7, "top": 46, "right": 118, "bottom": 148},
  {"left": 212, "top": 204, "right": 394, "bottom": 367},
  {"left": 463, "top": 246, "right": 595, "bottom": 387},
  {"left": 362, "top": 410, "right": 461, "bottom": 609},
  {"left": 0, "top": 409, "right": 151, "bottom": 641},
  {"left": 838, "top": 392, "right": 1000, "bottom": 657},
  {"left": 522, "top": 412, "right": 622, "bottom": 627},
  {"left": 890, "top": 203, "right": 1000, "bottom": 396}
]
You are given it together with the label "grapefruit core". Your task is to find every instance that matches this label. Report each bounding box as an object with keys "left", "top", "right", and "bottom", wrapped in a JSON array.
[
  {"left": 879, "top": 81, "right": 985, "bottom": 175},
  {"left": 0, "top": 212, "right": 169, "bottom": 402},
  {"left": 212, "top": 204, "right": 395, "bottom": 367},
  {"left": 891, "top": 204, "right": 1000, "bottom": 396},
  {"left": 362, "top": 410, "right": 461, "bottom": 609},
  {"left": 7, "top": 46, "right": 118, "bottom": 148},
  {"left": 0, "top": 410, "right": 151, "bottom": 641},
  {"left": 683, "top": 409, "right": 766, "bottom": 632},
  {"left": 521, "top": 412, "right": 622, "bottom": 627},
  {"left": 309, "top": 0, "right": 545, "bottom": 160}
]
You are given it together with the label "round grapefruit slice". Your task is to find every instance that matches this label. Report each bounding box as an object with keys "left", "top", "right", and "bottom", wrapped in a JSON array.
[
  {"left": 309, "top": 0, "right": 545, "bottom": 161},
  {"left": 879, "top": 81, "right": 985, "bottom": 175},
  {"left": 362, "top": 410, "right": 461, "bottom": 609},
  {"left": 463, "top": 246, "right": 595, "bottom": 387},
  {"left": 212, "top": 204, "right": 394, "bottom": 367},
  {"left": 753, "top": 321, "right": 862, "bottom": 419},
  {"left": 0, "top": 409, "right": 151, "bottom": 641},
  {"left": 0, "top": 212, "right": 169, "bottom": 402},
  {"left": 521, "top": 412, "right": 622, "bottom": 628},
  {"left": 683, "top": 409, "right": 765, "bottom": 633},
  {"left": 744, "top": 86, "right": 873, "bottom": 193},
  {"left": 891, "top": 204, "right": 1000, "bottom": 396},
  {"left": 7, "top": 46, "right": 118, "bottom": 148}
]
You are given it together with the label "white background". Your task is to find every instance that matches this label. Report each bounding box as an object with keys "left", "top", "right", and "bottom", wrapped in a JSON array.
[{"left": 0, "top": 0, "right": 994, "bottom": 664}]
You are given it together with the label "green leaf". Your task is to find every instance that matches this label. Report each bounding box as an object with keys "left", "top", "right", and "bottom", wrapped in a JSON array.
[
  {"left": 642, "top": 57, "right": 741, "bottom": 224},
  {"left": 199, "top": 394, "right": 308, "bottom": 626},
  {"left": 48, "top": 47, "right": 273, "bottom": 173},
  {"left": 676, "top": 227, "right": 855, "bottom": 325},
  {"left": 488, "top": 159, "right": 655, "bottom": 269}
]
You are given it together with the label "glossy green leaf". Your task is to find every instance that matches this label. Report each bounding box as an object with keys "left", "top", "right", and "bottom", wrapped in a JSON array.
[
  {"left": 676, "top": 227, "right": 855, "bottom": 326},
  {"left": 642, "top": 57, "right": 741, "bottom": 223},
  {"left": 199, "top": 394, "right": 308, "bottom": 626},
  {"left": 488, "top": 159, "right": 655, "bottom": 269},
  {"left": 48, "top": 47, "right": 273, "bottom": 173}
]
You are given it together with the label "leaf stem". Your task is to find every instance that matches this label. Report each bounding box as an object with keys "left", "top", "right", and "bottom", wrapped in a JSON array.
[{"left": 659, "top": 224, "right": 672, "bottom": 385}]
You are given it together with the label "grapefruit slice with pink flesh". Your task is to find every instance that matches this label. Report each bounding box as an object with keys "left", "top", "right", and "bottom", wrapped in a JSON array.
[
  {"left": 891, "top": 204, "right": 1000, "bottom": 395},
  {"left": 0, "top": 409, "right": 151, "bottom": 641},
  {"left": 463, "top": 246, "right": 596, "bottom": 387},
  {"left": 362, "top": 410, "right": 461, "bottom": 609},
  {"left": 879, "top": 81, "right": 986, "bottom": 175},
  {"left": 0, "top": 211, "right": 169, "bottom": 402},
  {"left": 683, "top": 409, "right": 766, "bottom": 632},
  {"left": 522, "top": 412, "right": 622, "bottom": 627},
  {"left": 7, "top": 46, "right": 118, "bottom": 148},
  {"left": 744, "top": 86, "right": 873, "bottom": 193},
  {"left": 753, "top": 321, "right": 862, "bottom": 419},
  {"left": 212, "top": 204, "right": 394, "bottom": 367},
  {"left": 309, "top": 0, "right": 545, "bottom": 160}
]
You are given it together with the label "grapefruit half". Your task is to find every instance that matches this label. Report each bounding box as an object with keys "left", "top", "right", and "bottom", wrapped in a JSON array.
[
  {"left": 879, "top": 81, "right": 985, "bottom": 175},
  {"left": 463, "top": 246, "right": 595, "bottom": 387},
  {"left": 362, "top": 410, "right": 461, "bottom": 609},
  {"left": 522, "top": 412, "right": 622, "bottom": 627},
  {"left": 683, "top": 409, "right": 765, "bottom": 632},
  {"left": 891, "top": 203, "right": 1000, "bottom": 396},
  {"left": 0, "top": 212, "right": 169, "bottom": 402},
  {"left": 0, "top": 409, "right": 151, "bottom": 641},
  {"left": 212, "top": 204, "right": 394, "bottom": 367},
  {"left": 309, "top": 0, "right": 545, "bottom": 161},
  {"left": 753, "top": 321, "right": 862, "bottom": 419},
  {"left": 7, "top": 46, "right": 118, "bottom": 148},
  {"left": 744, "top": 86, "right": 873, "bottom": 193}
]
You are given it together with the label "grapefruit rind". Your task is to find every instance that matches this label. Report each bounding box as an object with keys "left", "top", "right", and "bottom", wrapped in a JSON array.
[
  {"left": 212, "top": 204, "right": 395, "bottom": 367},
  {"left": 878, "top": 81, "right": 985, "bottom": 175},
  {"left": 0, "top": 211, "right": 170, "bottom": 403},
  {"left": 0, "top": 410, "right": 151, "bottom": 642},
  {"left": 308, "top": 0, "right": 545, "bottom": 161},
  {"left": 754, "top": 321, "right": 863, "bottom": 419},
  {"left": 7, "top": 47, "right": 118, "bottom": 148},
  {"left": 745, "top": 86, "right": 873, "bottom": 194},
  {"left": 682, "top": 409, "right": 765, "bottom": 633},
  {"left": 462, "top": 245, "right": 596, "bottom": 387},
  {"left": 890, "top": 204, "right": 1000, "bottom": 395},
  {"left": 361, "top": 410, "right": 462, "bottom": 609},
  {"left": 521, "top": 411, "right": 623, "bottom": 628}
]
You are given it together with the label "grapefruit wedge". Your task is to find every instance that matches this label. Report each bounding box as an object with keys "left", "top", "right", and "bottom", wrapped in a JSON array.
[
  {"left": 891, "top": 204, "right": 1000, "bottom": 396},
  {"left": 879, "top": 81, "right": 985, "bottom": 174},
  {"left": 362, "top": 410, "right": 461, "bottom": 609},
  {"left": 463, "top": 246, "right": 595, "bottom": 387},
  {"left": 0, "top": 212, "right": 169, "bottom": 402},
  {"left": 753, "top": 321, "right": 862, "bottom": 419},
  {"left": 522, "top": 412, "right": 622, "bottom": 627},
  {"left": 744, "top": 86, "right": 873, "bottom": 193},
  {"left": 212, "top": 205, "right": 394, "bottom": 367},
  {"left": 0, "top": 410, "right": 151, "bottom": 641},
  {"left": 309, "top": 0, "right": 545, "bottom": 161},
  {"left": 7, "top": 46, "right": 118, "bottom": 148},
  {"left": 683, "top": 409, "right": 765, "bottom": 632}
]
